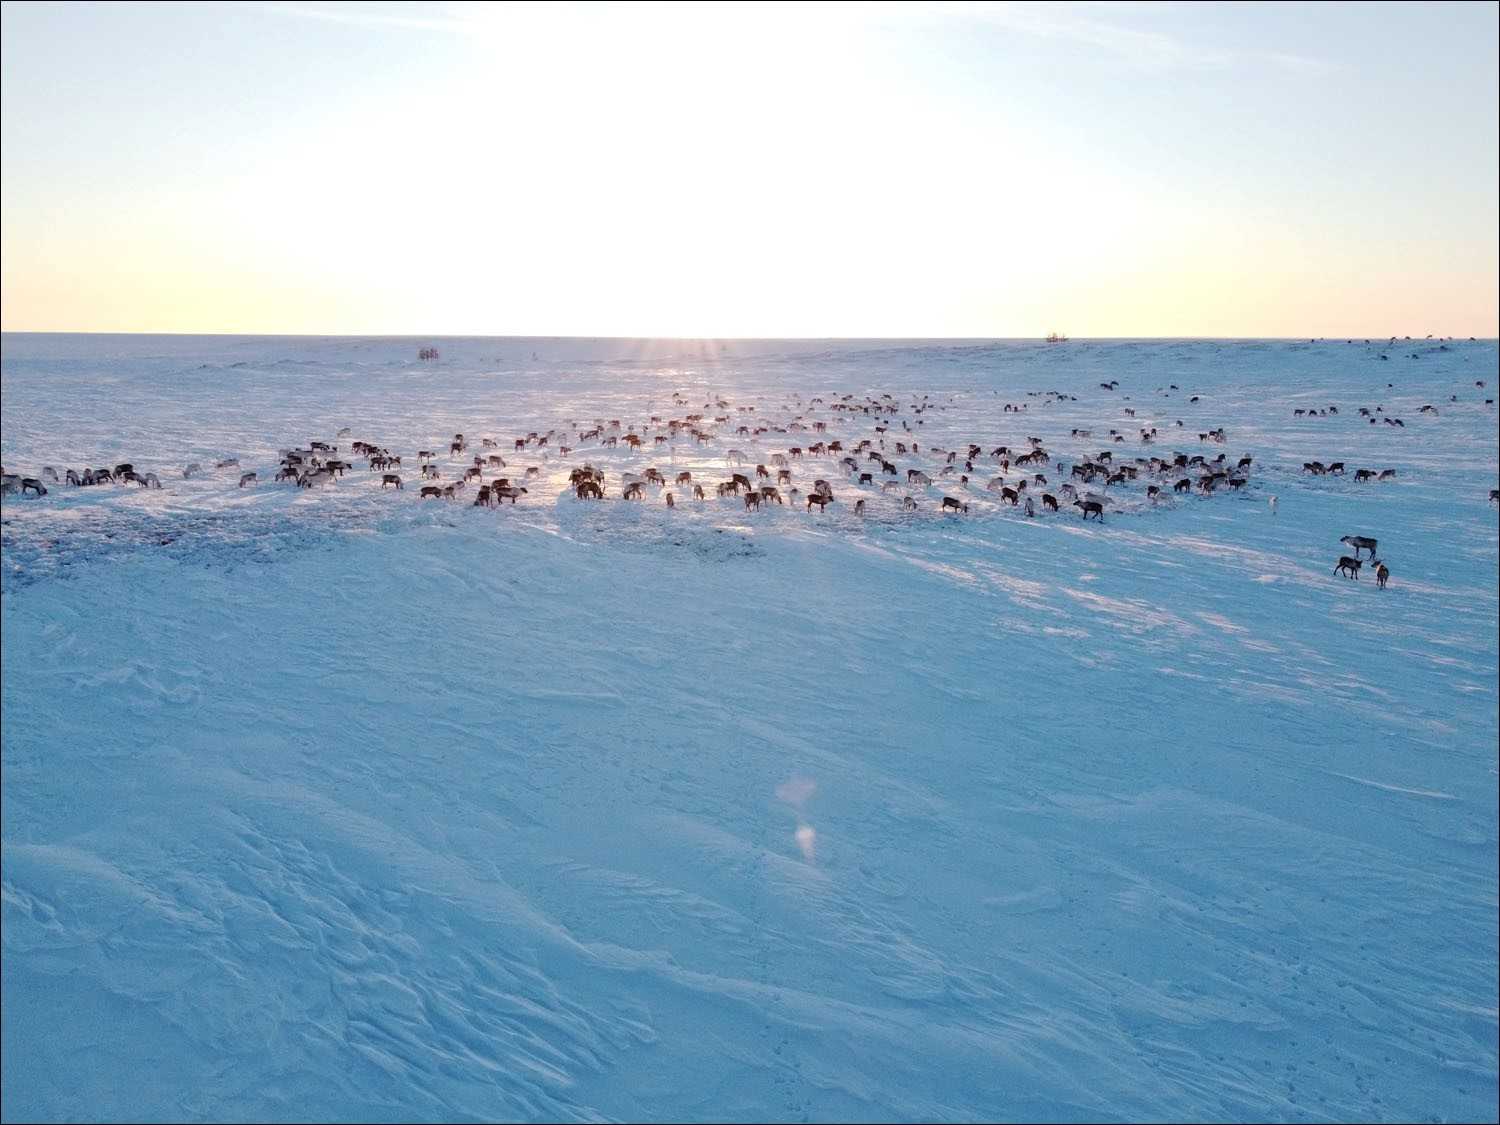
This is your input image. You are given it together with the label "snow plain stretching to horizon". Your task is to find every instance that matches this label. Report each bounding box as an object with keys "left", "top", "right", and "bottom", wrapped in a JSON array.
[{"left": 2, "top": 334, "right": 1497, "bottom": 1123}]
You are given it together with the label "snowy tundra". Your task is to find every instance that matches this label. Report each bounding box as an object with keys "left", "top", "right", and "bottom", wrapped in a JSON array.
[{"left": 2, "top": 334, "right": 1497, "bottom": 1123}]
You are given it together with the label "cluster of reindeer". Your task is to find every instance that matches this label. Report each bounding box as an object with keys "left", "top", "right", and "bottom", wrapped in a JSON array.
[
  {"left": 1333, "top": 534, "right": 1391, "bottom": 589},
  {"left": 7, "top": 377, "right": 1495, "bottom": 589},
  {"left": 1301, "top": 461, "right": 1399, "bottom": 482},
  {"left": 1, "top": 462, "right": 162, "bottom": 495}
]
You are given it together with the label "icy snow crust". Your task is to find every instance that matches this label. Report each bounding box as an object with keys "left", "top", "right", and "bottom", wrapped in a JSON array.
[{"left": 2, "top": 334, "right": 1497, "bottom": 1123}]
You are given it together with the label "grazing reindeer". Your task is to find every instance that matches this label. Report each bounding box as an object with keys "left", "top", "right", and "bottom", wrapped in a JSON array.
[
  {"left": 693, "top": 484, "right": 705, "bottom": 500},
  {"left": 1340, "top": 535, "right": 1377, "bottom": 558},
  {"left": 382, "top": 474, "right": 403, "bottom": 489},
  {"left": 1042, "top": 493, "right": 1059, "bottom": 511},
  {"left": 1074, "top": 500, "right": 1105, "bottom": 521},
  {"left": 941, "top": 497, "right": 968, "bottom": 513},
  {"left": 854, "top": 498, "right": 865, "bottom": 514},
  {"left": 494, "top": 486, "right": 527, "bottom": 504},
  {"left": 744, "top": 491, "right": 762, "bottom": 511},
  {"left": 806, "top": 492, "right": 833, "bottom": 511},
  {"left": 1334, "top": 556, "right": 1362, "bottom": 579},
  {"left": 20, "top": 478, "right": 48, "bottom": 496}
]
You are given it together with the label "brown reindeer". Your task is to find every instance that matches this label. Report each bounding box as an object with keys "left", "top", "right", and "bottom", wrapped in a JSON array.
[
  {"left": 420, "top": 485, "right": 443, "bottom": 499},
  {"left": 382, "top": 474, "right": 403, "bottom": 489},
  {"left": 806, "top": 492, "right": 833, "bottom": 511},
  {"left": 1334, "top": 556, "right": 1362, "bottom": 579},
  {"left": 941, "top": 497, "right": 968, "bottom": 513},
  {"left": 1374, "top": 561, "right": 1390, "bottom": 589},
  {"left": 1075, "top": 499, "right": 1105, "bottom": 521},
  {"left": 744, "top": 491, "right": 762, "bottom": 511}
]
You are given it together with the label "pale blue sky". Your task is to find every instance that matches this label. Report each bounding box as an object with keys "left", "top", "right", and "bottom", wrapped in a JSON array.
[{"left": 2, "top": 1, "right": 1496, "bottom": 335}]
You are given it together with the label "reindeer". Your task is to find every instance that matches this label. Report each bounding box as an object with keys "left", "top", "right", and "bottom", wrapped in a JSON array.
[
  {"left": 20, "top": 478, "right": 48, "bottom": 496},
  {"left": 575, "top": 480, "right": 603, "bottom": 500},
  {"left": 806, "top": 492, "right": 833, "bottom": 511},
  {"left": 941, "top": 497, "right": 968, "bottom": 513},
  {"left": 239, "top": 472, "right": 257, "bottom": 487},
  {"left": 1374, "top": 561, "right": 1390, "bottom": 589},
  {"left": 1042, "top": 493, "right": 1059, "bottom": 511},
  {"left": 1334, "top": 556, "right": 1362, "bottom": 579},
  {"left": 744, "top": 491, "right": 762, "bottom": 511},
  {"left": 1075, "top": 499, "right": 1105, "bottom": 521},
  {"left": 420, "top": 485, "right": 443, "bottom": 499},
  {"left": 1341, "top": 535, "right": 1377, "bottom": 558},
  {"left": 494, "top": 486, "right": 527, "bottom": 504},
  {"left": 693, "top": 484, "right": 705, "bottom": 500}
]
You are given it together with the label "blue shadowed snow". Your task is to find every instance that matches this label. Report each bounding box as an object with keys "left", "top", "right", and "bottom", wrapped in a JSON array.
[{"left": 3, "top": 335, "right": 1497, "bottom": 1122}]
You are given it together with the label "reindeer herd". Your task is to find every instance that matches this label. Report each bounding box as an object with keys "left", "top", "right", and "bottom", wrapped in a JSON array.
[{"left": 5, "top": 378, "right": 1496, "bottom": 592}]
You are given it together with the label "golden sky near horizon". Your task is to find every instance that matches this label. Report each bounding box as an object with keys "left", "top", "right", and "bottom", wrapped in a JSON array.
[{"left": 2, "top": 3, "right": 1497, "bottom": 337}]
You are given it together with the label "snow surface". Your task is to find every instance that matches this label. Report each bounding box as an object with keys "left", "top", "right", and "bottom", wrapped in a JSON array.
[{"left": 2, "top": 334, "right": 1497, "bottom": 1123}]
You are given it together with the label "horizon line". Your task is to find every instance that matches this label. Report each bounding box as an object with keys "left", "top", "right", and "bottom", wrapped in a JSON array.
[{"left": 4, "top": 331, "right": 1493, "bottom": 342}]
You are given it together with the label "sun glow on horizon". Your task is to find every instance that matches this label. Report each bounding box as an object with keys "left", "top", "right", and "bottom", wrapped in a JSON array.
[{"left": 2, "top": 2, "right": 1496, "bottom": 337}]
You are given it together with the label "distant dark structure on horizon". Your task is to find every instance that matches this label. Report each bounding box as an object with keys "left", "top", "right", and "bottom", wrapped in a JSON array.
[{"left": 418, "top": 347, "right": 440, "bottom": 361}]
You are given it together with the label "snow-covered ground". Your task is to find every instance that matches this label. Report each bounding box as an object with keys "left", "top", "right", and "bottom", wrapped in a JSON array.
[{"left": 3, "top": 334, "right": 1497, "bottom": 1123}]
